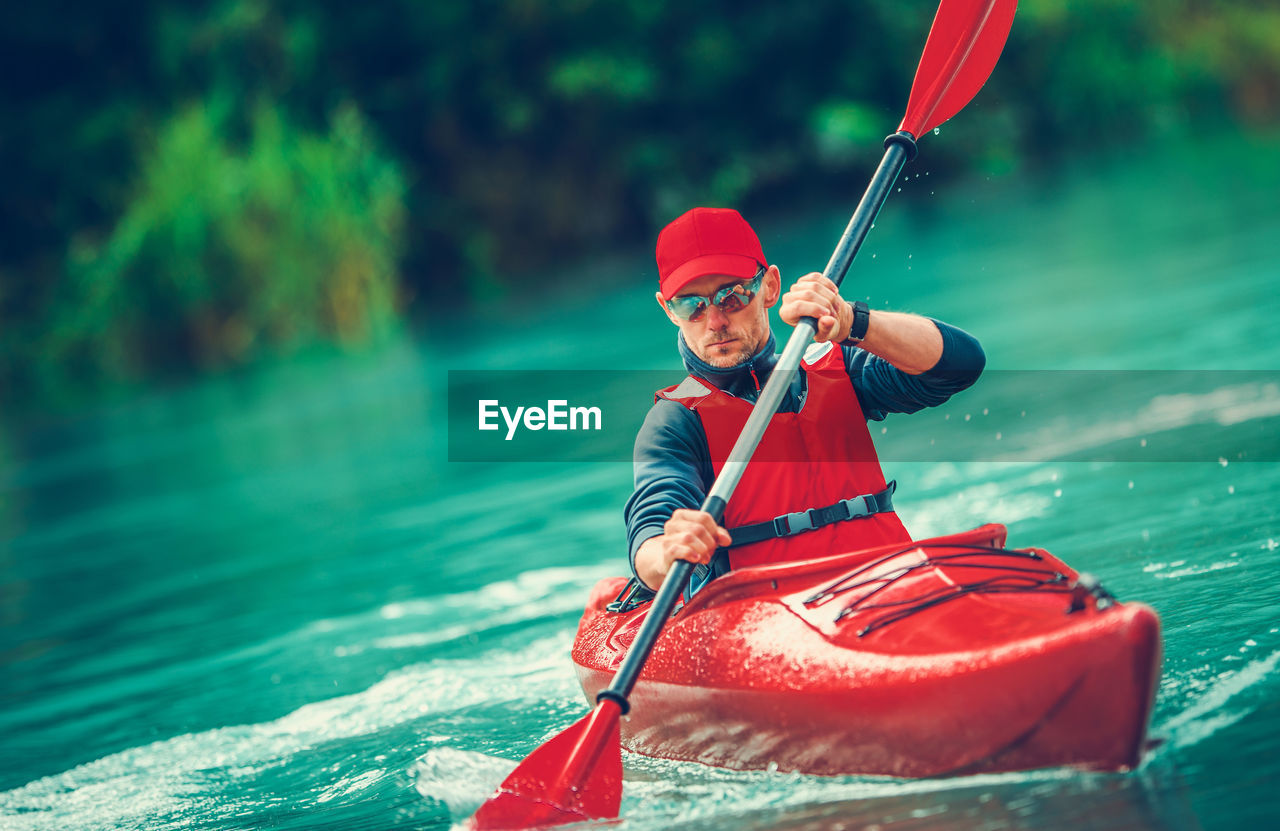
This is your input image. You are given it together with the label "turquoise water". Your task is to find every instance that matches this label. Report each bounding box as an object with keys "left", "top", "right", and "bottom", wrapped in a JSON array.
[{"left": 3, "top": 135, "right": 1279, "bottom": 829}]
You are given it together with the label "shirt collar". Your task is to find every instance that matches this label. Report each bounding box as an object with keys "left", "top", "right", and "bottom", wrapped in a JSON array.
[{"left": 677, "top": 331, "right": 778, "bottom": 396}]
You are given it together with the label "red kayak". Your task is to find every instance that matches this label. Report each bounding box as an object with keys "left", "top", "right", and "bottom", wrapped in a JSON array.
[{"left": 572, "top": 525, "right": 1161, "bottom": 777}]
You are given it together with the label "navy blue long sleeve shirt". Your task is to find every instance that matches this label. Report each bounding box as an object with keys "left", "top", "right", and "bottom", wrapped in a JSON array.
[{"left": 624, "top": 320, "right": 985, "bottom": 577}]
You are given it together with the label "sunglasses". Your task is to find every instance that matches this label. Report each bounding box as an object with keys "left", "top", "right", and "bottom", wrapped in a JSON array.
[{"left": 665, "top": 266, "right": 766, "bottom": 322}]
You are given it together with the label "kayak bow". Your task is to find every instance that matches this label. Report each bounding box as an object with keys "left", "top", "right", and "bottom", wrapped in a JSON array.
[{"left": 573, "top": 525, "right": 1161, "bottom": 777}]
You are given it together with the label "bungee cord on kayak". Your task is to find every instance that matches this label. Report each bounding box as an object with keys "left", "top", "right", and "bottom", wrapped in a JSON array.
[
  {"left": 805, "top": 544, "right": 1120, "bottom": 634},
  {"left": 805, "top": 544, "right": 1049, "bottom": 605},
  {"left": 808, "top": 545, "right": 1078, "bottom": 634},
  {"left": 609, "top": 541, "right": 1120, "bottom": 638},
  {"left": 845, "top": 571, "right": 1075, "bottom": 635}
]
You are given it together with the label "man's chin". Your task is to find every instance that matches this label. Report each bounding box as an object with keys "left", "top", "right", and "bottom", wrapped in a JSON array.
[{"left": 699, "top": 344, "right": 751, "bottom": 368}]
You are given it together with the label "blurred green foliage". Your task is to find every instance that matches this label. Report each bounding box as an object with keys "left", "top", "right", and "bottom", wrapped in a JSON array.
[
  {"left": 1, "top": 0, "right": 1277, "bottom": 399},
  {"left": 42, "top": 102, "right": 403, "bottom": 388}
]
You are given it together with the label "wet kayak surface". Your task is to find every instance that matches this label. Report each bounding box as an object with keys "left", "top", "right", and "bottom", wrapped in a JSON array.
[{"left": 3, "top": 135, "right": 1279, "bottom": 830}]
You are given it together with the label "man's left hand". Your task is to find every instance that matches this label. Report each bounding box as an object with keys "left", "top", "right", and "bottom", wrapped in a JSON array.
[{"left": 779, "top": 273, "right": 852, "bottom": 343}]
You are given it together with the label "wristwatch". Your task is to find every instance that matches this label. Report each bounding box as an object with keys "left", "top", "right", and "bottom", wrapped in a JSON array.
[{"left": 840, "top": 301, "right": 871, "bottom": 346}]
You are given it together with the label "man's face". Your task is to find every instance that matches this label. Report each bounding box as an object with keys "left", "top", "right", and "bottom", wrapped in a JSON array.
[{"left": 656, "top": 266, "right": 781, "bottom": 368}]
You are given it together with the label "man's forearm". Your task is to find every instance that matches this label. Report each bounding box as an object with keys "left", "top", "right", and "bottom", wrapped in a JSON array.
[{"left": 858, "top": 311, "right": 943, "bottom": 375}]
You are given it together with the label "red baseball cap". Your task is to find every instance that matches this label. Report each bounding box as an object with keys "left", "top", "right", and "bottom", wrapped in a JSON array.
[{"left": 655, "top": 207, "right": 766, "bottom": 300}]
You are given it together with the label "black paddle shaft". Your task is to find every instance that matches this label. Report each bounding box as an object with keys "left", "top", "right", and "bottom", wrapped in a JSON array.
[
  {"left": 598, "top": 131, "right": 919, "bottom": 708},
  {"left": 817, "top": 132, "right": 919, "bottom": 292}
]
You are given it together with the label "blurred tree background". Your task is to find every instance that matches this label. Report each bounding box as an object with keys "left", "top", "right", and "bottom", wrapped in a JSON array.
[{"left": 2, "top": 0, "right": 1277, "bottom": 402}]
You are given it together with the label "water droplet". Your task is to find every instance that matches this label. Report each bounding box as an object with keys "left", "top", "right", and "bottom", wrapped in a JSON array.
[
  {"left": 767, "top": 761, "right": 779, "bottom": 773},
  {"left": 964, "top": 413, "right": 971, "bottom": 421},
  {"left": 1218, "top": 457, "right": 1229, "bottom": 467},
  {"left": 994, "top": 431, "right": 1002, "bottom": 440},
  {"left": 1053, "top": 488, "right": 1063, "bottom": 498},
  {"left": 1140, "top": 438, "right": 1148, "bottom": 447},
  {"left": 933, "top": 127, "right": 941, "bottom": 135},
  {"left": 982, "top": 408, "right": 989, "bottom": 415},
  {"left": 1228, "top": 485, "right": 1235, "bottom": 494},
  {"left": 1128, "top": 480, "right": 1135, "bottom": 489}
]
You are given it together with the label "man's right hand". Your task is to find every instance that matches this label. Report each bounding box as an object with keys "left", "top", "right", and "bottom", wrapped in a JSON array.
[{"left": 634, "top": 509, "right": 732, "bottom": 590}]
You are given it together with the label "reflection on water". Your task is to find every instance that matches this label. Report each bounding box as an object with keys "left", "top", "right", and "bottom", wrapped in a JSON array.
[{"left": 662, "top": 765, "right": 1205, "bottom": 831}]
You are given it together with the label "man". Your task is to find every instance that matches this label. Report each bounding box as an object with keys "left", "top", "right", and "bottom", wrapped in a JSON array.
[{"left": 626, "top": 206, "right": 985, "bottom": 594}]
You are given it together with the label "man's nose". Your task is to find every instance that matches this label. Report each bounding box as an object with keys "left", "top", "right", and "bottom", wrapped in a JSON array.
[{"left": 705, "top": 304, "right": 730, "bottom": 329}]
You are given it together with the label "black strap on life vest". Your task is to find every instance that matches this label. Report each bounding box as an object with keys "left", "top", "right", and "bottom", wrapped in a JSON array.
[
  {"left": 607, "top": 481, "right": 900, "bottom": 613},
  {"left": 723, "top": 481, "right": 897, "bottom": 548},
  {"left": 682, "top": 480, "right": 898, "bottom": 603}
]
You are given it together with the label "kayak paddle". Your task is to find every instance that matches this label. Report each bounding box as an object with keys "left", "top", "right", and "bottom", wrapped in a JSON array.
[{"left": 467, "top": 1, "right": 1018, "bottom": 827}]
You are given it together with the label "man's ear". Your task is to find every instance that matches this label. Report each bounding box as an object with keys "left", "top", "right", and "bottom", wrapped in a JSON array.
[
  {"left": 656, "top": 291, "right": 679, "bottom": 325},
  {"left": 762, "top": 265, "right": 782, "bottom": 308}
]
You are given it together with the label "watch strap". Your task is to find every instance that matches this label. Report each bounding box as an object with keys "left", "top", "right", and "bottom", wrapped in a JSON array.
[{"left": 841, "top": 300, "right": 870, "bottom": 346}]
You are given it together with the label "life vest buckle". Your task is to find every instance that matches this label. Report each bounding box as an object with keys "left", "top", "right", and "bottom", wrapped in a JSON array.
[
  {"left": 775, "top": 510, "right": 815, "bottom": 535},
  {"left": 761, "top": 483, "right": 896, "bottom": 542},
  {"left": 838, "top": 495, "right": 873, "bottom": 519}
]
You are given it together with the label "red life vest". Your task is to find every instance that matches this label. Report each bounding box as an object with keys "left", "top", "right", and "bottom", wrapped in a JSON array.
[{"left": 656, "top": 341, "right": 912, "bottom": 569}]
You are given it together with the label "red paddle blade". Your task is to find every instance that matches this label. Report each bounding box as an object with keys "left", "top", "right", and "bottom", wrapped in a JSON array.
[
  {"left": 467, "top": 700, "right": 624, "bottom": 830},
  {"left": 899, "top": 0, "right": 1018, "bottom": 137}
]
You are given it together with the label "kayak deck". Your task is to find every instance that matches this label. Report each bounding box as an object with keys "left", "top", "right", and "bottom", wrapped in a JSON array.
[{"left": 572, "top": 525, "right": 1161, "bottom": 777}]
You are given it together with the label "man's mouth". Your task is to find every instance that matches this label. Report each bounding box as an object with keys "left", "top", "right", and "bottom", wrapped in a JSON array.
[{"left": 707, "top": 338, "right": 737, "bottom": 348}]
